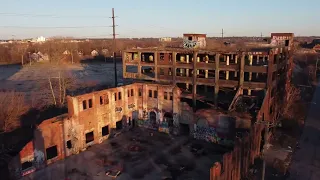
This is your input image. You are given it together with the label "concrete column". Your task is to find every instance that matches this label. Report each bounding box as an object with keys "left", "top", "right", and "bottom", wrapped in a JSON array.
[
  {"left": 122, "top": 52, "right": 127, "bottom": 78},
  {"left": 172, "top": 52, "right": 177, "bottom": 85},
  {"left": 249, "top": 55, "right": 253, "bottom": 81},
  {"left": 154, "top": 51, "right": 158, "bottom": 81},
  {"left": 197, "top": 56, "right": 200, "bottom": 62},
  {"left": 234, "top": 55, "right": 238, "bottom": 78},
  {"left": 256, "top": 55, "right": 260, "bottom": 78},
  {"left": 226, "top": 55, "right": 230, "bottom": 80},
  {"left": 138, "top": 52, "right": 142, "bottom": 77},
  {"left": 192, "top": 52, "right": 198, "bottom": 112},
  {"left": 215, "top": 54, "right": 220, "bottom": 108},
  {"left": 186, "top": 83, "right": 189, "bottom": 91},
  {"left": 239, "top": 54, "right": 245, "bottom": 87},
  {"left": 186, "top": 55, "right": 189, "bottom": 63},
  {"left": 248, "top": 89, "right": 252, "bottom": 96}
]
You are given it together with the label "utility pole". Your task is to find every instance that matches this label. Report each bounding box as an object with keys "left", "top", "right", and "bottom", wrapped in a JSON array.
[
  {"left": 261, "top": 32, "right": 263, "bottom": 38},
  {"left": 112, "top": 8, "right": 118, "bottom": 87},
  {"left": 221, "top": 28, "right": 224, "bottom": 39}
]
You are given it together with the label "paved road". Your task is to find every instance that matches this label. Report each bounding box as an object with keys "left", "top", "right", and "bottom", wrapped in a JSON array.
[{"left": 288, "top": 81, "right": 320, "bottom": 180}]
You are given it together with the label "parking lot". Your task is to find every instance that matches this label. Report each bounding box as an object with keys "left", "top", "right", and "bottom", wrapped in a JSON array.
[{"left": 23, "top": 128, "right": 229, "bottom": 180}]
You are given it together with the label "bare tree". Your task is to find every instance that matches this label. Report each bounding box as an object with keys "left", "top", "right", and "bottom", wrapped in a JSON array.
[{"left": 0, "top": 92, "right": 28, "bottom": 132}]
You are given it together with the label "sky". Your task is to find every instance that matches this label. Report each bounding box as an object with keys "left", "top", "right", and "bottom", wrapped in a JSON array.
[{"left": 0, "top": 0, "right": 319, "bottom": 39}]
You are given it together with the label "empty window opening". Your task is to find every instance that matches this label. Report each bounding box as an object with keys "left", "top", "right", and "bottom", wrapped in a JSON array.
[
  {"left": 118, "top": 92, "right": 122, "bottom": 100},
  {"left": 128, "top": 90, "right": 130, "bottom": 97},
  {"left": 168, "top": 68, "right": 172, "bottom": 76},
  {"left": 188, "top": 36, "right": 192, "bottom": 41},
  {"left": 82, "top": 100, "right": 87, "bottom": 110},
  {"left": 66, "top": 140, "right": 72, "bottom": 149},
  {"left": 102, "top": 125, "right": 109, "bottom": 136},
  {"left": 154, "top": 90, "right": 158, "bottom": 98},
  {"left": 139, "top": 88, "right": 142, "bottom": 96},
  {"left": 46, "top": 145, "right": 58, "bottom": 160},
  {"left": 100, "top": 96, "right": 103, "bottom": 105},
  {"left": 116, "top": 120, "right": 123, "bottom": 130},
  {"left": 141, "top": 53, "right": 154, "bottom": 63},
  {"left": 85, "top": 131, "right": 94, "bottom": 144},
  {"left": 141, "top": 66, "right": 155, "bottom": 78},
  {"left": 88, "top": 99, "right": 93, "bottom": 108},
  {"left": 114, "top": 93, "right": 117, "bottom": 101},
  {"left": 149, "top": 90, "right": 152, "bottom": 97},
  {"left": 21, "top": 161, "right": 33, "bottom": 171},
  {"left": 164, "top": 92, "right": 168, "bottom": 100},
  {"left": 285, "top": 40, "right": 289, "bottom": 46},
  {"left": 128, "top": 117, "right": 132, "bottom": 126},
  {"left": 160, "top": 53, "right": 165, "bottom": 61},
  {"left": 170, "top": 92, "right": 173, "bottom": 100},
  {"left": 159, "top": 68, "right": 165, "bottom": 75},
  {"left": 125, "top": 65, "right": 138, "bottom": 73},
  {"left": 131, "top": 89, "right": 134, "bottom": 96}
]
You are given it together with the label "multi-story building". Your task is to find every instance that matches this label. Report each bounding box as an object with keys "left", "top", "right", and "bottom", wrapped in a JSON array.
[{"left": 123, "top": 35, "right": 293, "bottom": 124}]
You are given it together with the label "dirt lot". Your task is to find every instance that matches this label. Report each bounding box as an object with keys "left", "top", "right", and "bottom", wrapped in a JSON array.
[
  {"left": 22, "top": 128, "right": 228, "bottom": 180},
  {"left": 0, "top": 62, "right": 130, "bottom": 106}
]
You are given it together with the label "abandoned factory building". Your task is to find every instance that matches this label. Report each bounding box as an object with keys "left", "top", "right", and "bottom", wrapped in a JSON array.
[{"left": 8, "top": 33, "right": 294, "bottom": 179}]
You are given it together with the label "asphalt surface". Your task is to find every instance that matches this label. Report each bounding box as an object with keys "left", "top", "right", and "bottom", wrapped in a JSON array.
[{"left": 288, "top": 81, "right": 320, "bottom": 180}]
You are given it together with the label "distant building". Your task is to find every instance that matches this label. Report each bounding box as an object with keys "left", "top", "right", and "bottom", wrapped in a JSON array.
[
  {"left": 270, "top": 33, "right": 294, "bottom": 49},
  {"left": 183, "top": 33, "right": 206, "bottom": 49},
  {"left": 159, "top": 37, "right": 172, "bottom": 42},
  {"left": 31, "top": 36, "right": 46, "bottom": 43}
]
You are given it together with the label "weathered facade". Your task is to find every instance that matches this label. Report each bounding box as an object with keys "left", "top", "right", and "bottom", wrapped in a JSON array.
[{"left": 8, "top": 83, "right": 182, "bottom": 179}]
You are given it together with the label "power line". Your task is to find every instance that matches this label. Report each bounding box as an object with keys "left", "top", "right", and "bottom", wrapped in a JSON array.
[
  {"left": 0, "top": 25, "right": 110, "bottom": 29},
  {"left": 0, "top": 12, "right": 109, "bottom": 19}
]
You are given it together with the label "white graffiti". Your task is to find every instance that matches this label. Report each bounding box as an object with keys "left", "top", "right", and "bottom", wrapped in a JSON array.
[
  {"left": 173, "top": 113, "right": 180, "bottom": 126},
  {"left": 34, "top": 149, "right": 44, "bottom": 167},
  {"left": 183, "top": 39, "right": 198, "bottom": 49}
]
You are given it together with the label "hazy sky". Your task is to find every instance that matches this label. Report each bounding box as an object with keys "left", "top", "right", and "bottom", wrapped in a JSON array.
[{"left": 0, "top": 0, "right": 319, "bottom": 39}]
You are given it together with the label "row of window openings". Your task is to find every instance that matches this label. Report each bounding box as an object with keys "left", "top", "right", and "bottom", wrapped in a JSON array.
[{"left": 83, "top": 95, "right": 109, "bottom": 110}]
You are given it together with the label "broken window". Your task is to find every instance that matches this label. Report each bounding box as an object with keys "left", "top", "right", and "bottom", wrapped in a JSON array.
[
  {"left": 114, "top": 93, "right": 117, "bottom": 101},
  {"left": 85, "top": 131, "right": 94, "bottom": 144},
  {"left": 164, "top": 92, "right": 168, "bottom": 100},
  {"left": 188, "top": 36, "right": 192, "bottom": 41},
  {"left": 46, "top": 145, "right": 58, "bottom": 160},
  {"left": 118, "top": 92, "right": 122, "bottom": 100},
  {"left": 139, "top": 88, "right": 142, "bottom": 96},
  {"left": 88, "top": 99, "right": 93, "bottom": 108},
  {"left": 131, "top": 89, "right": 134, "bottom": 96},
  {"left": 116, "top": 120, "right": 122, "bottom": 130},
  {"left": 149, "top": 90, "right": 152, "bottom": 98},
  {"left": 127, "top": 90, "right": 130, "bottom": 97},
  {"left": 102, "top": 125, "right": 109, "bottom": 136},
  {"left": 160, "top": 68, "right": 165, "bottom": 75},
  {"left": 21, "top": 161, "right": 33, "bottom": 171},
  {"left": 154, "top": 90, "right": 158, "bottom": 98},
  {"left": 170, "top": 92, "right": 173, "bottom": 100},
  {"left": 82, "top": 100, "right": 87, "bottom": 110},
  {"left": 66, "top": 140, "right": 72, "bottom": 149},
  {"left": 100, "top": 96, "right": 103, "bottom": 105},
  {"left": 160, "top": 53, "right": 164, "bottom": 61}
]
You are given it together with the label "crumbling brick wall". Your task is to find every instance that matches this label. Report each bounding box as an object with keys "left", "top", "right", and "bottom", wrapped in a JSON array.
[{"left": 210, "top": 123, "right": 264, "bottom": 180}]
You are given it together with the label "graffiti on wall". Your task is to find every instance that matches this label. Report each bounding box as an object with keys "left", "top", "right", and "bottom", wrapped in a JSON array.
[
  {"left": 193, "top": 126, "right": 234, "bottom": 147},
  {"left": 183, "top": 39, "right": 198, "bottom": 49},
  {"left": 159, "top": 121, "right": 169, "bottom": 134},
  {"left": 33, "top": 149, "right": 45, "bottom": 168}
]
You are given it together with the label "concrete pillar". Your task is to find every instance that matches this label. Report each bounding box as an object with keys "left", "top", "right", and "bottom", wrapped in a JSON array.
[
  {"left": 186, "top": 55, "right": 189, "bottom": 63},
  {"left": 154, "top": 52, "right": 158, "bottom": 81},
  {"left": 173, "top": 52, "right": 177, "bottom": 85},
  {"left": 138, "top": 52, "right": 142, "bottom": 77},
  {"left": 215, "top": 54, "right": 220, "bottom": 108},
  {"left": 197, "top": 56, "right": 200, "bottom": 62},
  {"left": 234, "top": 55, "right": 238, "bottom": 78},
  {"left": 248, "top": 89, "right": 252, "bottom": 96},
  {"left": 226, "top": 55, "right": 229, "bottom": 80},
  {"left": 186, "top": 83, "right": 189, "bottom": 91},
  {"left": 122, "top": 52, "right": 127, "bottom": 78},
  {"left": 249, "top": 55, "right": 253, "bottom": 81},
  {"left": 192, "top": 52, "right": 198, "bottom": 112},
  {"left": 186, "top": 54, "right": 190, "bottom": 77},
  {"left": 239, "top": 54, "right": 245, "bottom": 87}
]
